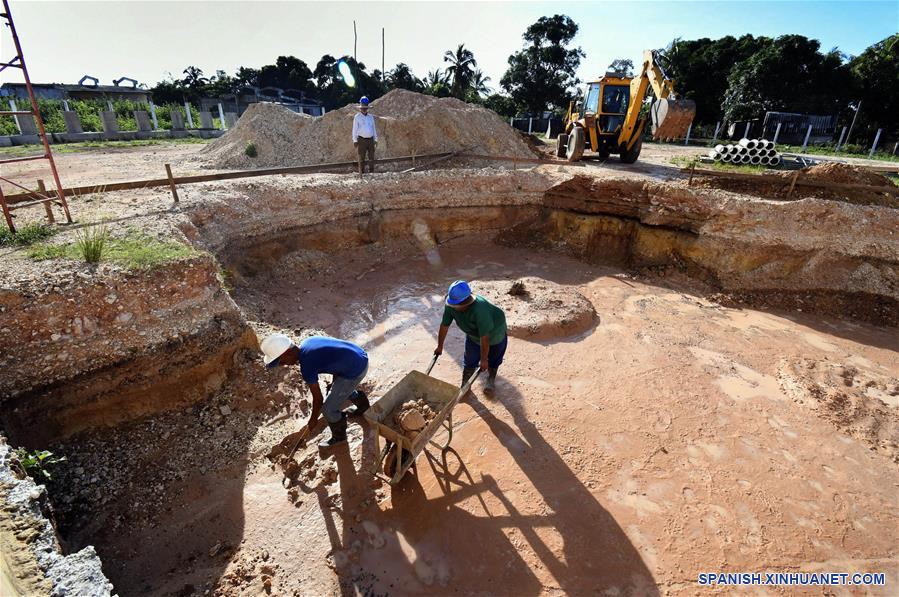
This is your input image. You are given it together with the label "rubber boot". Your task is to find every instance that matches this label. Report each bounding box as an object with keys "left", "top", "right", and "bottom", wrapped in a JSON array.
[
  {"left": 346, "top": 390, "right": 370, "bottom": 417},
  {"left": 461, "top": 367, "right": 477, "bottom": 388},
  {"left": 484, "top": 368, "right": 498, "bottom": 395},
  {"left": 319, "top": 415, "right": 347, "bottom": 449}
]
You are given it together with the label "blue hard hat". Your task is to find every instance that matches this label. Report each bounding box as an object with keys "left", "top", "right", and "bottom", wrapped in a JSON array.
[
  {"left": 446, "top": 280, "right": 472, "bottom": 305},
  {"left": 360, "top": 96, "right": 370, "bottom": 105}
]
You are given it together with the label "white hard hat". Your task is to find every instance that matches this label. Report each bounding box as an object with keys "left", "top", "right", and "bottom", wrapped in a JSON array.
[{"left": 260, "top": 333, "right": 294, "bottom": 368}]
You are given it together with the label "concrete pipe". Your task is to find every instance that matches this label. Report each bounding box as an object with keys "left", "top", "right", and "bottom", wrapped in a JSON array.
[
  {"left": 713, "top": 153, "right": 723, "bottom": 162},
  {"left": 741, "top": 154, "right": 752, "bottom": 164},
  {"left": 708, "top": 150, "right": 718, "bottom": 159},
  {"left": 722, "top": 153, "right": 733, "bottom": 163},
  {"left": 759, "top": 139, "right": 771, "bottom": 150},
  {"left": 750, "top": 155, "right": 762, "bottom": 164},
  {"left": 769, "top": 155, "right": 781, "bottom": 167},
  {"left": 725, "top": 144, "right": 735, "bottom": 154},
  {"left": 760, "top": 156, "right": 770, "bottom": 165},
  {"left": 714, "top": 144, "right": 725, "bottom": 153},
  {"left": 738, "top": 138, "right": 751, "bottom": 148},
  {"left": 747, "top": 148, "right": 759, "bottom": 157}
]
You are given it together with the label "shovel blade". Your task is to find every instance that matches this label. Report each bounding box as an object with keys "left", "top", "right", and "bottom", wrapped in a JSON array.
[{"left": 650, "top": 98, "right": 696, "bottom": 141}]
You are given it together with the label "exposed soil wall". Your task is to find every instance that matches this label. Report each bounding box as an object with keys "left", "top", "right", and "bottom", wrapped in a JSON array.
[{"left": 0, "top": 256, "right": 256, "bottom": 445}]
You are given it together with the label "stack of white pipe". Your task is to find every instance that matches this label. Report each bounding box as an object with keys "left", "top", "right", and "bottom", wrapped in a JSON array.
[{"left": 707, "top": 138, "right": 781, "bottom": 167}]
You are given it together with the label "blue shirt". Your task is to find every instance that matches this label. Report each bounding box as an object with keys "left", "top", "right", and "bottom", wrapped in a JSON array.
[{"left": 298, "top": 336, "right": 368, "bottom": 384}]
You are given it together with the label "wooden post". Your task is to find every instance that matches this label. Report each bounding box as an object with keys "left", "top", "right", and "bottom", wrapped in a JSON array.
[
  {"left": 165, "top": 163, "right": 179, "bottom": 203},
  {"left": 835, "top": 126, "right": 847, "bottom": 152},
  {"left": 0, "top": 186, "right": 15, "bottom": 233},
  {"left": 868, "top": 128, "right": 882, "bottom": 158},
  {"left": 689, "top": 162, "right": 696, "bottom": 185},
  {"left": 37, "top": 179, "right": 54, "bottom": 223},
  {"left": 787, "top": 170, "right": 800, "bottom": 197},
  {"left": 800, "top": 124, "right": 813, "bottom": 153}
]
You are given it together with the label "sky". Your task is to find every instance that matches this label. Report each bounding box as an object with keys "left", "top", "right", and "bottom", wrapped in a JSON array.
[{"left": 1, "top": 1, "right": 896, "bottom": 92}]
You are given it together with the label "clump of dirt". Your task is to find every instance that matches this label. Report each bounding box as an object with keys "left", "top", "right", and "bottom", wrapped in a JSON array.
[
  {"left": 778, "top": 358, "right": 899, "bottom": 462},
  {"left": 389, "top": 397, "right": 438, "bottom": 438},
  {"left": 693, "top": 162, "right": 898, "bottom": 208},
  {"left": 474, "top": 277, "right": 597, "bottom": 340},
  {"left": 199, "top": 89, "right": 537, "bottom": 169}
]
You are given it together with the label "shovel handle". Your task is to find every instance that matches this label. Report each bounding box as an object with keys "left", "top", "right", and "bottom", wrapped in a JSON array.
[{"left": 425, "top": 354, "right": 439, "bottom": 376}]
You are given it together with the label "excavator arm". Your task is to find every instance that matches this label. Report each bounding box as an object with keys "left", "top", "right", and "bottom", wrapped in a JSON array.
[{"left": 618, "top": 50, "right": 696, "bottom": 147}]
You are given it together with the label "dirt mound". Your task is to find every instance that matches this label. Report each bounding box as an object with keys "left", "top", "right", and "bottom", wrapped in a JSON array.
[
  {"left": 693, "top": 162, "right": 898, "bottom": 208},
  {"left": 474, "top": 277, "right": 597, "bottom": 340},
  {"left": 779, "top": 358, "right": 899, "bottom": 462},
  {"left": 199, "top": 89, "right": 536, "bottom": 169}
]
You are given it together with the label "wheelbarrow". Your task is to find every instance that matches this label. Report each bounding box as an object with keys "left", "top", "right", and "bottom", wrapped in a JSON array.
[{"left": 365, "top": 355, "right": 480, "bottom": 485}]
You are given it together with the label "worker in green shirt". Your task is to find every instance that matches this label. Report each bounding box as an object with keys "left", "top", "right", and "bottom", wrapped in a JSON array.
[{"left": 434, "top": 280, "right": 508, "bottom": 394}]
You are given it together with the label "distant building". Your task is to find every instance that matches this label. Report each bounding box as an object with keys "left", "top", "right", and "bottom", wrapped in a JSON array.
[
  {"left": 200, "top": 86, "right": 325, "bottom": 117},
  {"left": 0, "top": 75, "right": 150, "bottom": 104}
]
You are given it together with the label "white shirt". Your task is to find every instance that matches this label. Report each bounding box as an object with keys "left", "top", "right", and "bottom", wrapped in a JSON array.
[{"left": 352, "top": 112, "right": 378, "bottom": 142}]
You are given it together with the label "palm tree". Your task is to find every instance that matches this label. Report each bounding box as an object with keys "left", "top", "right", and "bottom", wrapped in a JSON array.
[
  {"left": 443, "top": 44, "right": 477, "bottom": 99},
  {"left": 472, "top": 69, "right": 492, "bottom": 96},
  {"left": 425, "top": 69, "right": 449, "bottom": 87}
]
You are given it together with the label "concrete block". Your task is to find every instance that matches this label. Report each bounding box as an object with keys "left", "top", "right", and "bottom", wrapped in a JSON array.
[
  {"left": 0, "top": 136, "right": 12, "bottom": 147},
  {"left": 63, "top": 111, "right": 84, "bottom": 134},
  {"left": 134, "top": 110, "right": 152, "bottom": 132},
  {"left": 170, "top": 109, "right": 185, "bottom": 131},
  {"left": 225, "top": 112, "right": 238, "bottom": 128},
  {"left": 199, "top": 111, "right": 214, "bottom": 129},
  {"left": 13, "top": 113, "right": 38, "bottom": 136},
  {"left": 100, "top": 111, "right": 119, "bottom": 134},
  {"left": 10, "top": 134, "right": 40, "bottom": 145}
]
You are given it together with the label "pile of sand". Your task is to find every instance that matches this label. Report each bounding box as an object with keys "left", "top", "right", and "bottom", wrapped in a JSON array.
[
  {"left": 797, "top": 162, "right": 894, "bottom": 188},
  {"left": 199, "top": 89, "right": 536, "bottom": 169}
]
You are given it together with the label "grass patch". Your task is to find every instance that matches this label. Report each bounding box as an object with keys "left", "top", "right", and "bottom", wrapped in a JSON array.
[
  {"left": 0, "top": 222, "right": 57, "bottom": 247},
  {"left": 670, "top": 155, "right": 767, "bottom": 174},
  {"left": 244, "top": 142, "right": 258, "bottom": 158},
  {"left": 0, "top": 137, "right": 208, "bottom": 158},
  {"left": 28, "top": 231, "right": 197, "bottom": 269}
]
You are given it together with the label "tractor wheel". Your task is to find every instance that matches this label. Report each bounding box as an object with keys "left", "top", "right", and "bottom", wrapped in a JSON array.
[
  {"left": 566, "top": 127, "right": 585, "bottom": 162},
  {"left": 598, "top": 147, "right": 612, "bottom": 161},
  {"left": 556, "top": 133, "right": 569, "bottom": 158},
  {"left": 620, "top": 135, "right": 643, "bottom": 164}
]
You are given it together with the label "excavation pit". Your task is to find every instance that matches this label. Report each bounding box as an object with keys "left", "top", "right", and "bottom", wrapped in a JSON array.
[{"left": 1, "top": 166, "right": 897, "bottom": 595}]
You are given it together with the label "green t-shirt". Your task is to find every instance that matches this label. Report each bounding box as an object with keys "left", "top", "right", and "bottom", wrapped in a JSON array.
[{"left": 441, "top": 295, "right": 507, "bottom": 345}]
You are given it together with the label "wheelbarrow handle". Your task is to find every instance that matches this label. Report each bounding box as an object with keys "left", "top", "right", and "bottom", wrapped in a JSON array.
[
  {"left": 455, "top": 368, "right": 482, "bottom": 401},
  {"left": 425, "top": 353, "right": 439, "bottom": 376}
]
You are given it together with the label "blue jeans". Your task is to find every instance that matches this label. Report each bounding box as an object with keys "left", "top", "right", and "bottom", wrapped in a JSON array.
[
  {"left": 463, "top": 335, "right": 508, "bottom": 369},
  {"left": 323, "top": 362, "right": 369, "bottom": 423}
]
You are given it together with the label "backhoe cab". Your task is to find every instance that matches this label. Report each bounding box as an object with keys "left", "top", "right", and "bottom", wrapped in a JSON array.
[{"left": 558, "top": 50, "right": 696, "bottom": 164}]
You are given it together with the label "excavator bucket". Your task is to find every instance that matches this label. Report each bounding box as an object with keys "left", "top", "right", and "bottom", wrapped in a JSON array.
[{"left": 650, "top": 98, "right": 697, "bottom": 140}]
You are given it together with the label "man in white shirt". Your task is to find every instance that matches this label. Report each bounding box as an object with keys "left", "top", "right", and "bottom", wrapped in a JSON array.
[{"left": 352, "top": 96, "right": 378, "bottom": 179}]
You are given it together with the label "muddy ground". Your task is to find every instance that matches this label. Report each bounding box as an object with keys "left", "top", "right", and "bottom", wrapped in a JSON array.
[{"left": 46, "top": 236, "right": 899, "bottom": 596}]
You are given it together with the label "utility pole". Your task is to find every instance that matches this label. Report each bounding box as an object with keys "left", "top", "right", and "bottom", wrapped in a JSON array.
[
  {"left": 353, "top": 20, "right": 357, "bottom": 63},
  {"left": 382, "top": 27, "right": 385, "bottom": 84},
  {"left": 845, "top": 100, "right": 862, "bottom": 146}
]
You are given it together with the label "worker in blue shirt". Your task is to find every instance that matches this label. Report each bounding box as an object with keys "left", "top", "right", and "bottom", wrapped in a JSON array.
[
  {"left": 434, "top": 280, "right": 508, "bottom": 394},
  {"left": 261, "top": 333, "right": 369, "bottom": 448}
]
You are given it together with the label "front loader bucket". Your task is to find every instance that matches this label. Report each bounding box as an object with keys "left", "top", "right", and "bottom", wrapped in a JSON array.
[{"left": 650, "top": 98, "right": 696, "bottom": 141}]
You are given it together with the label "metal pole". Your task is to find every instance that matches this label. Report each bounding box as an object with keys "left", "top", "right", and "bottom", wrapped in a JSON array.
[
  {"left": 217, "top": 103, "right": 226, "bottom": 130},
  {"left": 711, "top": 121, "right": 720, "bottom": 146},
  {"left": 528, "top": 118, "right": 533, "bottom": 134},
  {"left": 149, "top": 101, "right": 159, "bottom": 130},
  {"left": 772, "top": 122, "right": 782, "bottom": 145},
  {"left": 800, "top": 124, "right": 813, "bottom": 153},
  {"left": 744, "top": 122, "right": 750, "bottom": 139},
  {"left": 868, "top": 128, "right": 882, "bottom": 158},
  {"left": 684, "top": 123, "right": 692, "bottom": 145},
  {"left": 184, "top": 101, "right": 194, "bottom": 128},
  {"left": 382, "top": 27, "right": 385, "bottom": 85},
  {"left": 845, "top": 100, "right": 861, "bottom": 145},
  {"left": 893, "top": 141, "right": 898, "bottom": 156},
  {"left": 353, "top": 20, "right": 357, "bottom": 62},
  {"left": 835, "top": 126, "right": 847, "bottom": 152}
]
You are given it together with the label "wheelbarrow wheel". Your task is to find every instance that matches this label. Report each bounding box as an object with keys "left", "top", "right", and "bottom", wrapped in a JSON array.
[{"left": 383, "top": 444, "right": 414, "bottom": 479}]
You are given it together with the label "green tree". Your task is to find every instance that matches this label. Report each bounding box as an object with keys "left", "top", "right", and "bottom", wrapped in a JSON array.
[
  {"left": 849, "top": 34, "right": 899, "bottom": 137},
  {"left": 443, "top": 44, "right": 478, "bottom": 99},
  {"left": 722, "top": 35, "right": 853, "bottom": 123},
  {"left": 388, "top": 63, "right": 424, "bottom": 92},
  {"left": 471, "top": 69, "right": 492, "bottom": 96},
  {"left": 484, "top": 93, "right": 518, "bottom": 118},
  {"left": 607, "top": 58, "right": 634, "bottom": 77},
  {"left": 424, "top": 69, "right": 451, "bottom": 97},
  {"left": 500, "top": 14, "right": 584, "bottom": 115},
  {"left": 258, "top": 55, "right": 315, "bottom": 95}
]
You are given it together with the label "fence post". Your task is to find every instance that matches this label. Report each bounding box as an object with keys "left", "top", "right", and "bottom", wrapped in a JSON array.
[
  {"left": 684, "top": 123, "right": 692, "bottom": 146},
  {"left": 893, "top": 141, "right": 898, "bottom": 156},
  {"left": 711, "top": 121, "right": 720, "bottom": 146},
  {"left": 107, "top": 100, "right": 113, "bottom": 112},
  {"left": 217, "top": 103, "right": 227, "bottom": 130},
  {"left": 835, "top": 126, "right": 847, "bottom": 152},
  {"left": 62, "top": 100, "right": 70, "bottom": 112},
  {"left": 800, "top": 124, "right": 813, "bottom": 152},
  {"left": 148, "top": 101, "right": 159, "bottom": 130},
  {"left": 744, "top": 122, "right": 751, "bottom": 139},
  {"left": 510, "top": 117, "right": 513, "bottom": 127},
  {"left": 184, "top": 101, "right": 194, "bottom": 128},
  {"left": 868, "top": 128, "right": 882, "bottom": 158},
  {"left": 772, "top": 122, "right": 782, "bottom": 145},
  {"left": 528, "top": 118, "right": 533, "bottom": 134}
]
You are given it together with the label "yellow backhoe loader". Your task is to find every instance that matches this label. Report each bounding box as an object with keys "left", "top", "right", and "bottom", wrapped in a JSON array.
[{"left": 557, "top": 50, "right": 696, "bottom": 164}]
